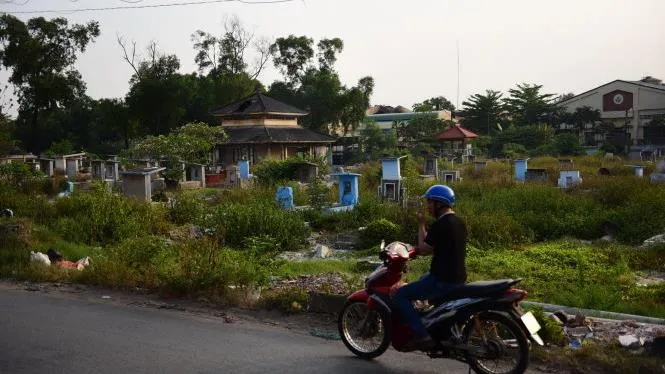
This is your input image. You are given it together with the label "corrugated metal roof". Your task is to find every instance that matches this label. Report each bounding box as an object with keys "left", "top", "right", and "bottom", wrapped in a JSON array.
[{"left": 366, "top": 111, "right": 446, "bottom": 122}]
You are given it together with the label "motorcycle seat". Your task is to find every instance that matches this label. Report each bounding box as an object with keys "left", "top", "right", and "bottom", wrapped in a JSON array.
[{"left": 430, "top": 279, "right": 521, "bottom": 304}]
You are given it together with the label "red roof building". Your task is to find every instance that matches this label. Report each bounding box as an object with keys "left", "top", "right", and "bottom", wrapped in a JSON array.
[{"left": 436, "top": 125, "right": 478, "bottom": 141}]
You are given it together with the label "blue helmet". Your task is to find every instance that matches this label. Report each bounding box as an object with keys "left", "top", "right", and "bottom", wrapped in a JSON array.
[{"left": 423, "top": 185, "right": 455, "bottom": 206}]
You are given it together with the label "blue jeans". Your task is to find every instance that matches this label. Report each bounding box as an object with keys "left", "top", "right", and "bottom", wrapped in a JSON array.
[{"left": 392, "top": 273, "right": 458, "bottom": 339}]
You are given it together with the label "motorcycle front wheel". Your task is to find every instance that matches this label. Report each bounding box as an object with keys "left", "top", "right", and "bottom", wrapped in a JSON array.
[
  {"left": 338, "top": 300, "right": 391, "bottom": 359},
  {"left": 463, "top": 311, "right": 530, "bottom": 374}
]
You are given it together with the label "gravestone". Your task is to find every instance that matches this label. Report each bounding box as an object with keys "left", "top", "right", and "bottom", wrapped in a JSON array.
[
  {"left": 275, "top": 187, "right": 295, "bottom": 210},
  {"left": 474, "top": 161, "right": 487, "bottom": 173},
  {"left": 439, "top": 170, "right": 461, "bottom": 184},
  {"left": 514, "top": 159, "right": 529, "bottom": 181},
  {"left": 525, "top": 168, "right": 548, "bottom": 182},
  {"left": 380, "top": 157, "right": 405, "bottom": 201},
  {"left": 558, "top": 170, "right": 582, "bottom": 189}
]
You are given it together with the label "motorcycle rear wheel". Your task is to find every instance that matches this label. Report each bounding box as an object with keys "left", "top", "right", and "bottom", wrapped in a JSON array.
[
  {"left": 338, "top": 300, "right": 391, "bottom": 359},
  {"left": 463, "top": 311, "right": 530, "bottom": 374}
]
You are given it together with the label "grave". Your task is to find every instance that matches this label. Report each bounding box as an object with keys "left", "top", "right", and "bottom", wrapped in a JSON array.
[
  {"left": 558, "top": 170, "right": 582, "bottom": 189},
  {"left": 650, "top": 160, "right": 665, "bottom": 184},
  {"left": 182, "top": 163, "right": 206, "bottom": 189},
  {"left": 439, "top": 170, "right": 461, "bottom": 184},
  {"left": 239, "top": 159, "right": 252, "bottom": 181},
  {"left": 38, "top": 158, "right": 54, "bottom": 177},
  {"left": 514, "top": 159, "right": 529, "bottom": 181},
  {"left": 90, "top": 159, "right": 120, "bottom": 183},
  {"left": 474, "top": 161, "right": 488, "bottom": 173},
  {"left": 525, "top": 168, "right": 548, "bottom": 182},
  {"left": 325, "top": 173, "right": 361, "bottom": 213},
  {"left": 297, "top": 162, "right": 319, "bottom": 183},
  {"left": 379, "top": 157, "right": 406, "bottom": 202},
  {"left": 54, "top": 153, "right": 85, "bottom": 179},
  {"left": 559, "top": 159, "right": 574, "bottom": 170},
  {"left": 275, "top": 186, "right": 295, "bottom": 210},
  {"left": 626, "top": 165, "right": 645, "bottom": 178},
  {"left": 423, "top": 157, "right": 438, "bottom": 177},
  {"left": 120, "top": 167, "right": 166, "bottom": 202}
]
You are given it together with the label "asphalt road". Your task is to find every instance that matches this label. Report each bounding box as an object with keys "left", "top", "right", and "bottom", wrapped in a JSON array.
[{"left": 0, "top": 288, "right": 481, "bottom": 374}]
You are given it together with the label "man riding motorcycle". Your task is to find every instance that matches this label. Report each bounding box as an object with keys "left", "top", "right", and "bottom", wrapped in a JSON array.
[{"left": 391, "top": 184, "right": 468, "bottom": 351}]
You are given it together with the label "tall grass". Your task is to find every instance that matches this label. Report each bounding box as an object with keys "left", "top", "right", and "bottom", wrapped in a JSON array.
[
  {"left": 204, "top": 200, "right": 310, "bottom": 251},
  {"left": 52, "top": 184, "right": 169, "bottom": 245}
]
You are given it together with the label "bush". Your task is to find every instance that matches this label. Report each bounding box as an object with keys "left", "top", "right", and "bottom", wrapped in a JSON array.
[
  {"left": 360, "top": 218, "right": 400, "bottom": 248},
  {"left": 52, "top": 184, "right": 166, "bottom": 245},
  {"left": 307, "top": 177, "right": 330, "bottom": 210},
  {"left": 253, "top": 156, "right": 330, "bottom": 186},
  {"left": 82, "top": 236, "right": 272, "bottom": 297},
  {"left": 169, "top": 191, "right": 206, "bottom": 224},
  {"left": 553, "top": 133, "right": 582, "bottom": 156},
  {"left": 205, "top": 201, "right": 309, "bottom": 251}
]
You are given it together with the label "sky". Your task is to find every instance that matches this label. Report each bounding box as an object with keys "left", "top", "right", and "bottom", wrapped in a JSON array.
[{"left": 0, "top": 0, "right": 664, "bottom": 113}]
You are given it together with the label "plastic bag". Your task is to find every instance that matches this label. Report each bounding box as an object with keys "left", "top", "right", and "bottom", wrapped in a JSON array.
[{"left": 30, "top": 251, "right": 51, "bottom": 266}]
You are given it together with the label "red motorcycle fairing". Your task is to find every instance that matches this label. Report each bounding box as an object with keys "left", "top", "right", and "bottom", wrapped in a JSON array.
[{"left": 348, "top": 289, "right": 369, "bottom": 302}]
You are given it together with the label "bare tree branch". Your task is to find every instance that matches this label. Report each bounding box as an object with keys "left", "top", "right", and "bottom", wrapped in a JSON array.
[
  {"left": 116, "top": 33, "right": 139, "bottom": 76},
  {"left": 250, "top": 36, "right": 272, "bottom": 80},
  {"left": 148, "top": 40, "right": 158, "bottom": 67}
]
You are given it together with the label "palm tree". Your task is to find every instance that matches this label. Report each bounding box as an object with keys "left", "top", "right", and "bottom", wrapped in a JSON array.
[
  {"left": 460, "top": 90, "right": 505, "bottom": 135},
  {"left": 503, "top": 83, "right": 555, "bottom": 126}
]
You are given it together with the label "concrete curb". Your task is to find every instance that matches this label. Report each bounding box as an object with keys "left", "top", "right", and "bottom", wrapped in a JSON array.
[
  {"left": 304, "top": 292, "right": 665, "bottom": 326},
  {"left": 522, "top": 301, "right": 665, "bottom": 326},
  {"left": 307, "top": 292, "right": 346, "bottom": 315}
]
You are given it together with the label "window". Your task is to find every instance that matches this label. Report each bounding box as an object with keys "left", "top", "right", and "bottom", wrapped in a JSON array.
[{"left": 233, "top": 146, "right": 255, "bottom": 164}]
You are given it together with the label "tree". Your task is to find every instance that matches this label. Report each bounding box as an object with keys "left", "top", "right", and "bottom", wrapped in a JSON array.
[
  {"left": 412, "top": 96, "right": 455, "bottom": 112},
  {"left": 191, "top": 15, "right": 271, "bottom": 79},
  {"left": 88, "top": 98, "right": 135, "bottom": 151},
  {"left": 460, "top": 90, "right": 505, "bottom": 135},
  {"left": 118, "top": 39, "right": 197, "bottom": 136},
  {"left": 359, "top": 120, "right": 396, "bottom": 159},
  {"left": 396, "top": 112, "right": 448, "bottom": 144},
  {"left": 0, "top": 15, "right": 100, "bottom": 152},
  {"left": 552, "top": 133, "right": 581, "bottom": 156},
  {"left": 270, "top": 35, "right": 314, "bottom": 83},
  {"left": 490, "top": 124, "right": 555, "bottom": 157},
  {"left": 316, "top": 38, "right": 343, "bottom": 71},
  {"left": 125, "top": 122, "right": 228, "bottom": 180},
  {"left": 556, "top": 92, "right": 575, "bottom": 103},
  {"left": 268, "top": 35, "right": 373, "bottom": 135},
  {"left": 569, "top": 106, "right": 601, "bottom": 136},
  {"left": 503, "top": 83, "right": 555, "bottom": 126},
  {"left": 0, "top": 114, "right": 16, "bottom": 156}
]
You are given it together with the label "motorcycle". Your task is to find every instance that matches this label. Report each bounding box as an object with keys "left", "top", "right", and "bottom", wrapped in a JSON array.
[{"left": 338, "top": 241, "right": 543, "bottom": 374}]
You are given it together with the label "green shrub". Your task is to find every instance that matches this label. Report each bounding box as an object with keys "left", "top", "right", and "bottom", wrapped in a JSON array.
[
  {"left": 0, "top": 186, "right": 55, "bottom": 223},
  {"left": 169, "top": 191, "right": 206, "bottom": 224},
  {"left": 360, "top": 218, "right": 400, "bottom": 248},
  {"left": 83, "top": 236, "right": 272, "bottom": 296},
  {"left": 52, "top": 184, "right": 164, "bottom": 245},
  {"left": 307, "top": 177, "right": 330, "bottom": 210},
  {"left": 253, "top": 157, "right": 329, "bottom": 186},
  {"left": 528, "top": 307, "right": 566, "bottom": 346},
  {"left": 459, "top": 208, "right": 533, "bottom": 248},
  {"left": 205, "top": 201, "right": 309, "bottom": 251}
]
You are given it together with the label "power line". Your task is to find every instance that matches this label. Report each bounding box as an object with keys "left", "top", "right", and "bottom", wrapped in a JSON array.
[{"left": 1, "top": 0, "right": 295, "bottom": 14}]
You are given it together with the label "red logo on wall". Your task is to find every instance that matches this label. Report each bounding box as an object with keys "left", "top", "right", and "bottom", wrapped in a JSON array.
[{"left": 603, "top": 90, "right": 633, "bottom": 112}]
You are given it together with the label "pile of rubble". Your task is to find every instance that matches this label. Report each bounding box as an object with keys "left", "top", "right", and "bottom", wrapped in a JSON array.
[{"left": 553, "top": 311, "right": 665, "bottom": 355}]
